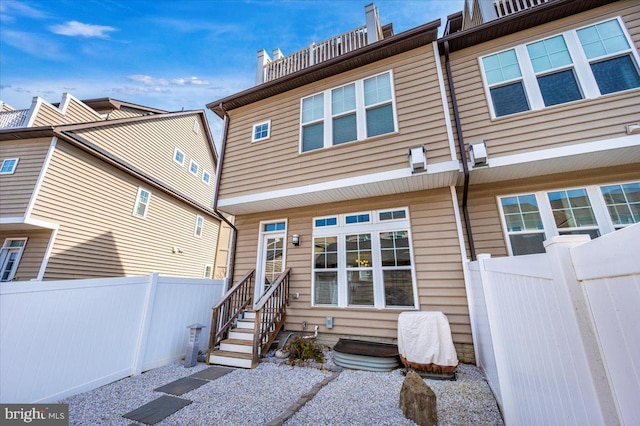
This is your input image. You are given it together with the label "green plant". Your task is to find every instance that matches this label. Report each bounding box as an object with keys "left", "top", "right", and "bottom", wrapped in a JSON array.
[{"left": 284, "top": 336, "right": 325, "bottom": 366}]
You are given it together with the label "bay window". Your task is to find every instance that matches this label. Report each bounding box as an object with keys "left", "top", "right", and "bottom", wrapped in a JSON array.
[{"left": 300, "top": 71, "right": 397, "bottom": 152}]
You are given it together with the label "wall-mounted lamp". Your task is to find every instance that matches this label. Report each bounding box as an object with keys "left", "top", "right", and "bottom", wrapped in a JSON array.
[
  {"left": 292, "top": 234, "right": 300, "bottom": 246},
  {"left": 469, "top": 141, "right": 488, "bottom": 168},
  {"left": 172, "top": 246, "right": 183, "bottom": 254},
  {"left": 408, "top": 145, "right": 427, "bottom": 173},
  {"left": 627, "top": 123, "right": 640, "bottom": 135}
]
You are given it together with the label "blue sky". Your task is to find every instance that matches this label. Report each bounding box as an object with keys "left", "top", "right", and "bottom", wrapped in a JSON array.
[{"left": 0, "top": 0, "right": 464, "bottom": 141}]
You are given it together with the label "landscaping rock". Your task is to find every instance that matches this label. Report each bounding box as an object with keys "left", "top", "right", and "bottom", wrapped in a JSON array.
[{"left": 399, "top": 370, "right": 437, "bottom": 426}]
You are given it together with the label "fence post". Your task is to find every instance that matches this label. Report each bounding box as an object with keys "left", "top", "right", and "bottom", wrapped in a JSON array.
[
  {"left": 544, "top": 236, "right": 620, "bottom": 426},
  {"left": 132, "top": 272, "right": 159, "bottom": 375}
]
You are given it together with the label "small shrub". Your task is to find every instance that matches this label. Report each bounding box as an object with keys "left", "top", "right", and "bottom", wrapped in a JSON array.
[{"left": 284, "top": 336, "right": 325, "bottom": 366}]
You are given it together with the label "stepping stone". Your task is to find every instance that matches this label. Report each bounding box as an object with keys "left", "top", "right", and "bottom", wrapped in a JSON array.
[
  {"left": 122, "top": 395, "right": 192, "bottom": 425},
  {"left": 190, "top": 366, "right": 235, "bottom": 381},
  {"left": 154, "top": 376, "right": 209, "bottom": 396}
]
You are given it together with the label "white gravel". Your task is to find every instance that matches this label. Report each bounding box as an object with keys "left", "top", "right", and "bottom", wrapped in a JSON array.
[{"left": 62, "top": 360, "right": 503, "bottom": 425}]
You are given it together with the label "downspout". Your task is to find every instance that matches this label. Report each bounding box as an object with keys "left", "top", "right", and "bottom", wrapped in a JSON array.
[
  {"left": 212, "top": 103, "right": 238, "bottom": 287},
  {"left": 444, "top": 40, "right": 476, "bottom": 261}
]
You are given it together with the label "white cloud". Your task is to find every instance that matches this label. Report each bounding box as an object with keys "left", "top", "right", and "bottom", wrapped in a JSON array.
[
  {"left": 0, "top": 1, "right": 48, "bottom": 19},
  {"left": 128, "top": 75, "right": 169, "bottom": 86},
  {"left": 128, "top": 75, "right": 211, "bottom": 87},
  {"left": 1, "top": 30, "right": 64, "bottom": 59},
  {"left": 171, "top": 77, "right": 210, "bottom": 86},
  {"left": 48, "top": 21, "right": 116, "bottom": 38}
]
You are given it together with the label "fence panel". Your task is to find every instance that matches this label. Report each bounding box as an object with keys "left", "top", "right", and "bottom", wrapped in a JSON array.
[
  {"left": 572, "top": 224, "right": 640, "bottom": 425},
  {"left": 0, "top": 275, "right": 224, "bottom": 403}
]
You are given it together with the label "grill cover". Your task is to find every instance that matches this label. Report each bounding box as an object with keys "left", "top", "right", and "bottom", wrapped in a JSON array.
[{"left": 397, "top": 311, "right": 459, "bottom": 373}]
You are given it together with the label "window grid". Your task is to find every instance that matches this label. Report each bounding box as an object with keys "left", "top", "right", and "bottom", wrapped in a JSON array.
[
  {"left": 195, "top": 215, "right": 204, "bottom": 238},
  {"left": 189, "top": 160, "right": 199, "bottom": 176},
  {"left": 600, "top": 182, "right": 640, "bottom": 229},
  {"left": 0, "top": 158, "right": 19, "bottom": 174},
  {"left": 133, "top": 188, "right": 151, "bottom": 219},
  {"left": 0, "top": 238, "right": 27, "bottom": 282},
  {"left": 173, "top": 148, "right": 184, "bottom": 166},
  {"left": 202, "top": 171, "right": 211, "bottom": 184},
  {"left": 252, "top": 121, "right": 271, "bottom": 142}
]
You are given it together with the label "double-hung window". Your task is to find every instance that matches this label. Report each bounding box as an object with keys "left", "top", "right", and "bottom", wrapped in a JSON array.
[
  {"left": 312, "top": 208, "right": 417, "bottom": 309},
  {"left": 481, "top": 17, "right": 640, "bottom": 118},
  {"left": 301, "top": 71, "right": 396, "bottom": 152},
  {"left": 499, "top": 181, "right": 640, "bottom": 255},
  {"left": 133, "top": 187, "right": 151, "bottom": 219},
  {"left": 194, "top": 215, "right": 204, "bottom": 238}
]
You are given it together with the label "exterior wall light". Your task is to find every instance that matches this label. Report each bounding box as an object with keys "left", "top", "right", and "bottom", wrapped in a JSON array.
[
  {"left": 408, "top": 145, "right": 427, "bottom": 173},
  {"left": 292, "top": 234, "right": 300, "bottom": 246},
  {"left": 469, "top": 141, "right": 488, "bottom": 168}
]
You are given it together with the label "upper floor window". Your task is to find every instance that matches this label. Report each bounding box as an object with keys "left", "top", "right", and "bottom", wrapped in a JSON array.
[
  {"left": 189, "top": 160, "right": 199, "bottom": 176},
  {"left": 300, "top": 71, "right": 397, "bottom": 152},
  {"left": 499, "top": 181, "right": 640, "bottom": 255},
  {"left": 0, "top": 238, "right": 27, "bottom": 282},
  {"left": 194, "top": 215, "right": 204, "bottom": 238},
  {"left": 0, "top": 158, "right": 19, "bottom": 174},
  {"left": 133, "top": 187, "right": 151, "bottom": 219},
  {"left": 480, "top": 18, "right": 640, "bottom": 118},
  {"left": 202, "top": 170, "right": 211, "bottom": 184},
  {"left": 173, "top": 148, "right": 184, "bottom": 166},
  {"left": 252, "top": 120, "right": 271, "bottom": 142}
]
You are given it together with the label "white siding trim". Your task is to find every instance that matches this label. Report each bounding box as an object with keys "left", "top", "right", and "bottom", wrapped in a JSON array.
[
  {"left": 450, "top": 186, "right": 469, "bottom": 263},
  {"left": 36, "top": 227, "right": 58, "bottom": 281},
  {"left": 0, "top": 217, "right": 27, "bottom": 225},
  {"left": 218, "top": 160, "right": 460, "bottom": 208},
  {"left": 24, "top": 137, "right": 57, "bottom": 221},
  {"left": 24, "top": 217, "right": 59, "bottom": 230},
  {"left": 58, "top": 93, "right": 106, "bottom": 119},
  {"left": 25, "top": 98, "right": 43, "bottom": 128},
  {"left": 433, "top": 41, "right": 458, "bottom": 162}
]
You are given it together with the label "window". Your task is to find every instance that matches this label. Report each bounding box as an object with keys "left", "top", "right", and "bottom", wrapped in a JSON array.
[
  {"left": 173, "top": 148, "right": 184, "bottom": 166},
  {"left": 0, "top": 238, "right": 27, "bottom": 282},
  {"left": 499, "top": 181, "right": 640, "bottom": 255},
  {"left": 300, "top": 71, "right": 396, "bottom": 152},
  {"left": 600, "top": 182, "right": 640, "bottom": 229},
  {"left": 203, "top": 264, "right": 213, "bottom": 279},
  {"left": 379, "top": 209, "right": 407, "bottom": 221},
  {"left": 202, "top": 170, "right": 211, "bottom": 184},
  {"left": 480, "top": 18, "right": 640, "bottom": 118},
  {"left": 252, "top": 120, "right": 271, "bottom": 142},
  {"left": 189, "top": 160, "right": 199, "bottom": 176},
  {"left": 0, "top": 158, "right": 19, "bottom": 174},
  {"left": 312, "top": 208, "right": 416, "bottom": 309},
  {"left": 133, "top": 187, "right": 151, "bottom": 218},
  {"left": 263, "top": 222, "right": 285, "bottom": 232},
  {"left": 194, "top": 215, "right": 204, "bottom": 237}
]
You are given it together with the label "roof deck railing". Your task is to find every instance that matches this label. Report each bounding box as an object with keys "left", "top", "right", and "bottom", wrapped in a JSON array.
[
  {"left": 0, "top": 109, "right": 29, "bottom": 129},
  {"left": 493, "top": 0, "right": 549, "bottom": 18}
]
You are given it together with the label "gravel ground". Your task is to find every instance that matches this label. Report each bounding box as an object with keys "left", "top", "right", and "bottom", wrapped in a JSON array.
[{"left": 62, "top": 358, "right": 503, "bottom": 425}]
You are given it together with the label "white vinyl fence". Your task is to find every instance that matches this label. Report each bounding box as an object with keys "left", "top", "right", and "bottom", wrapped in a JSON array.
[
  {"left": 0, "top": 274, "right": 225, "bottom": 403},
  {"left": 466, "top": 223, "right": 640, "bottom": 425}
]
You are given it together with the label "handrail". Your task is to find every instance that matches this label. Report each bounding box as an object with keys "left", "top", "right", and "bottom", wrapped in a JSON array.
[
  {"left": 207, "top": 269, "right": 255, "bottom": 360},
  {"left": 252, "top": 268, "right": 292, "bottom": 363}
]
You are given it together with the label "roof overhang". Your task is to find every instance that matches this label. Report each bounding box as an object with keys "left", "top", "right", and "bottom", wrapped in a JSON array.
[
  {"left": 439, "top": 0, "right": 619, "bottom": 54},
  {"left": 207, "top": 19, "right": 440, "bottom": 117},
  {"left": 0, "top": 127, "right": 54, "bottom": 141},
  {"left": 461, "top": 135, "right": 640, "bottom": 185},
  {"left": 217, "top": 160, "right": 459, "bottom": 215}
]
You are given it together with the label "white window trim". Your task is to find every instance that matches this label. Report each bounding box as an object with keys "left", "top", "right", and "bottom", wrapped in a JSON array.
[
  {"left": 311, "top": 208, "right": 418, "bottom": 310},
  {"left": 251, "top": 120, "right": 271, "bottom": 142},
  {"left": 497, "top": 182, "right": 639, "bottom": 256},
  {"left": 0, "top": 237, "right": 28, "bottom": 282},
  {"left": 202, "top": 170, "right": 211, "bottom": 185},
  {"left": 173, "top": 148, "right": 185, "bottom": 166},
  {"left": 132, "top": 187, "right": 151, "bottom": 219},
  {"left": 479, "top": 16, "right": 640, "bottom": 119},
  {"left": 299, "top": 70, "right": 398, "bottom": 153},
  {"left": 255, "top": 219, "right": 289, "bottom": 293},
  {"left": 203, "top": 264, "right": 213, "bottom": 278},
  {"left": 194, "top": 215, "right": 204, "bottom": 238},
  {"left": 189, "top": 160, "right": 199, "bottom": 176},
  {"left": 0, "top": 158, "right": 19, "bottom": 174}
]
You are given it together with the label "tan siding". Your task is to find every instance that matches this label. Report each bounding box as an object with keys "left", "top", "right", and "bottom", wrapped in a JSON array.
[
  {"left": 107, "top": 107, "right": 147, "bottom": 119},
  {"left": 231, "top": 187, "right": 473, "bottom": 360},
  {"left": 73, "top": 114, "right": 215, "bottom": 207},
  {"left": 32, "top": 98, "right": 102, "bottom": 126},
  {"left": 466, "top": 164, "right": 640, "bottom": 257},
  {"left": 0, "top": 229, "right": 51, "bottom": 281},
  {"left": 0, "top": 138, "right": 51, "bottom": 217},
  {"left": 30, "top": 141, "right": 220, "bottom": 280},
  {"left": 220, "top": 45, "right": 452, "bottom": 199},
  {"left": 448, "top": 2, "right": 640, "bottom": 159}
]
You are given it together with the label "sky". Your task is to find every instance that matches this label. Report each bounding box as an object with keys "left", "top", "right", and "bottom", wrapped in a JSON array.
[{"left": 0, "top": 0, "right": 464, "bottom": 143}]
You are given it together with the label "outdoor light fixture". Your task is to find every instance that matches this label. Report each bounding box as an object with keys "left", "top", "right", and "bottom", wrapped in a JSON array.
[
  {"left": 408, "top": 145, "right": 427, "bottom": 173},
  {"left": 292, "top": 234, "right": 300, "bottom": 246},
  {"left": 469, "top": 141, "right": 488, "bottom": 168}
]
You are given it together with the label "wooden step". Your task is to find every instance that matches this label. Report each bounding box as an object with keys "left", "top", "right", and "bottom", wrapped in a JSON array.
[
  {"left": 220, "top": 338, "right": 253, "bottom": 354},
  {"left": 229, "top": 328, "right": 254, "bottom": 341},
  {"left": 243, "top": 311, "right": 256, "bottom": 320},
  {"left": 236, "top": 318, "right": 255, "bottom": 330},
  {"left": 210, "top": 350, "right": 256, "bottom": 369}
]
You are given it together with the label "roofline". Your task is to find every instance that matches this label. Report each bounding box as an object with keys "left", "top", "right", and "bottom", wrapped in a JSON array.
[
  {"left": 438, "top": 0, "right": 619, "bottom": 54},
  {"left": 54, "top": 97, "right": 168, "bottom": 114},
  {"left": 207, "top": 18, "right": 440, "bottom": 117},
  {"left": 0, "top": 126, "right": 55, "bottom": 141}
]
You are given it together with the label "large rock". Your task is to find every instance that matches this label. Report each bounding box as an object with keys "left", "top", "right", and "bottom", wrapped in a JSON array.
[{"left": 399, "top": 370, "right": 437, "bottom": 426}]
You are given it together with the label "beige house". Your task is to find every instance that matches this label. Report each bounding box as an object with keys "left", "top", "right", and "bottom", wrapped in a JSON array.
[
  {"left": 206, "top": 0, "right": 639, "bottom": 368},
  {"left": 0, "top": 94, "right": 229, "bottom": 281}
]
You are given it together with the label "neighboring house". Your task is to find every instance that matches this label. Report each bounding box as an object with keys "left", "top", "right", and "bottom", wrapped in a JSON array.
[
  {"left": 441, "top": 0, "right": 640, "bottom": 258},
  {"left": 0, "top": 93, "right": 227, "bottom": 281},
  {"left": 206, "top": 0, "right": 639, "bottom": 367}
]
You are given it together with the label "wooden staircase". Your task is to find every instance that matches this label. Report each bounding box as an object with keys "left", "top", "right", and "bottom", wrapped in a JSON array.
[{"left": 207, "top": 268, "right": 291, "bottom": 369}]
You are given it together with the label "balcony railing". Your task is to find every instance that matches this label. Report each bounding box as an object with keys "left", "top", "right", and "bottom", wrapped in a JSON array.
[
  {"left": 0, "top": 109, "right": 29, "bottom": 129},
  {"left": 494, "top": 0, "right": 549, "bottom": 18}
]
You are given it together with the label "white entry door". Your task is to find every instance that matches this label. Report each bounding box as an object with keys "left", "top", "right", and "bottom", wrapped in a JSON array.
[{"left": 257, "top": 232, "right": 285, "bottom": 300}]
